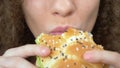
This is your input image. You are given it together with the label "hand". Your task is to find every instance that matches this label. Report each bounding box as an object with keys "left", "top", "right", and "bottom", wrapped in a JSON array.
[
  {"left": 0, "top": 44, "right": 50, "bottom": 68},
  {"left": 83, "top": 50, "right": 120, "bottom": 68}
]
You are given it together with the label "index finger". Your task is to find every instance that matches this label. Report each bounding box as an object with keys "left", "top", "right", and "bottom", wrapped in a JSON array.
[{"left": 3, "top": 44, "right": 51, "bottom": 58}]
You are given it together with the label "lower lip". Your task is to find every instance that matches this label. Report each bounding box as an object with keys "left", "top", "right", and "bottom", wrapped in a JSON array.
[
  {"left": 49, "top": 26, "right": 69, "bottom": 35},
  {"left": 50, "top": 31, "right": 64, "bottom": 35}
]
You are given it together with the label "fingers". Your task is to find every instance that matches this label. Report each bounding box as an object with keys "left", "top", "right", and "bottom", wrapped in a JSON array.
[
  {"left": 0, "top": 44, "right": 49, "bottom": 68},
  {"left": 83, "top": 50, "right": 120, "bottom": 67},
  {"left": 3, "top": 44, "right": 50, "bottom": 58},
  {"left": 0, "top": 56, "right": 36, "bottom": 68}
]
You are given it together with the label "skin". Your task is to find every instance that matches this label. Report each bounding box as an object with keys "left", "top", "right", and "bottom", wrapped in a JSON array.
[
  {"left": 0, "top": 0, "right": 120, "bottom": 68},
  {"left": 22, "top": 0, "right": 99, "bottom": 37}
]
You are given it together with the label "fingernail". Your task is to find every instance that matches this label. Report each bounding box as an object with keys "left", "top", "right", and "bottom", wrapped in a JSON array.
[
  {"left": 83, "top": 51, "right": 92, "bottom": 61},
  {"left": 38, "top": 46, "right": 51, "bottom": 57}
]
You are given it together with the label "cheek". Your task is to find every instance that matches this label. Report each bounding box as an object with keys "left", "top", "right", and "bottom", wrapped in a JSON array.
[
  {"left": 75, "top": 0, "right": 100, "bottom": 31},
  {"left": 22, "top": 0, "right": 49, "bottom": 36},
  {"left": 76, "top": 0, "right": 99, "bottom": 18},
  {"left": 23, "top": 0, "right": 47, "bottom": 15}
]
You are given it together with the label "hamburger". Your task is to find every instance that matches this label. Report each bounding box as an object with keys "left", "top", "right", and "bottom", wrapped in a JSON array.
[{"left": 35, "top": 28, "right": 107, "bottom": 68}]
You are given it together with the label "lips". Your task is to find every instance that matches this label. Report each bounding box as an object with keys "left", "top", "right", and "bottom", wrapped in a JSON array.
[{"left": 49, "top": 26, "right": 69, "bottom": 35}]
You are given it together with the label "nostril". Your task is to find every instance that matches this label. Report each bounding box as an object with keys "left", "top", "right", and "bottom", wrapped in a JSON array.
[
  {"left": 67, "top": 11, "right": 73, "bottom": 16},
  {"left": 53, "top": 12, "right": 59, "bottom": 15},
  {"left": 53, "top": 10, "right": 73, "bottom": 17},
  {"left": 51, "top": 0, "right": 76, "bottom": 17}
]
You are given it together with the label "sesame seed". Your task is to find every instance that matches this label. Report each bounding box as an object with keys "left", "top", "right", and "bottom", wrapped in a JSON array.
[
  {"left": 62, "top": 44, "right": 67, "bottom": 48},
  {"left": 74, "top": 62, "right": 76, "bottom": 65},
  {"left": 61, "top": 53, "right": 64, "bottom": 56},
  {"left": 65, "top": 55, "right": 67, "bottom": 59},
  {"left": 76, "top": 47, "right": 79, "bottom": 51},
  {"left": 62, "top": 45, "right": 64, "bottom": 48},
  {"left": 91, "top": 46, "right": 95, "bottom": 49},
  {"left": 71, "top": 39, "right": 73, "bottom": 41},
  {"left": 49, "top": 40, "right": 51, "bottom": 42},
  {"left": 45, "top": 42, "right": 47, "bottom": 44},
  {"left": 63, "top": 58, "right": 65, "bottom": 61},
  {"left": 52, "top": 41, "right": 55, "bottom": 45},
  {"left": 77, "top": 41, "right": 83, "bottom": 44},
  {"left": 79, "top": 31, "right": 82, "bottom": 35},
  {"left": 53, "top": 47, "right": 56, "bottom": 51},
  {"left": 67, "top": 64, "right": 70, "bottom": 67},
  {"left": 56, "top": 41, "right": 58, "bottom": 43},
  {"left": 60, "top": 51, "right": 62, "bottom": 53},
  {"left": 80, "top": 38, "right": 82, "bottom": 40},
  {"left": 41, "top": 40, "right": 44, "bottom": 42},
  {"left": 59, "top": 37, "right": 61, "bottom": 39},
  {"left": 76, "top": 38, "right": 78, "bottom": 40},
  {"left": 49, "top": 56, "right": 52, "bottom": 59},
  {"left": 49, "top": 46, "right": 51, "bottom": 48},
  {"left": 65, "top": 44, "right": 67, "bottom": 47},
  {"left": 50, "top": 48, "right": 52, "bottom": 51},
  {"left": 55, "top": 48, "right": 59, "bottom": 50},
  {"left": 42, "top": 60, "right": 44, "bottom": 62},
  {"left": 82, "top": 45, "right": 86, "bottom": 49},
  {"left": 54, "top": 57, "right": 58, "bottom": 60}
]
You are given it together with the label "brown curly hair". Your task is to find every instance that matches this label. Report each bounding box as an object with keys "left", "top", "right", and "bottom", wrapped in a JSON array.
[{"left": 0, "top": 0, "right": 120, "bottom": 55}]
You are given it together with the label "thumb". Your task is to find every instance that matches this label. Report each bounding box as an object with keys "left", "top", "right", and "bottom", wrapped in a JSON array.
[{"left": 83, "top": 50, "right": 120, "bottom": 67}]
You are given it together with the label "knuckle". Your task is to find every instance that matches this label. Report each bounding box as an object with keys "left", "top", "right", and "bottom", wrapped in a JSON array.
[
  {"left": 12, "top": 57, "right": 27, "bottom": 68},
  {"left": 13, "top": 57, "right": 23, "bottom": 61},
  {"left": 10, "top": 57, "right": 25, "bottom": 66},
  {"left": 12, "top": 57, "right": 36, "bottom": 68}
]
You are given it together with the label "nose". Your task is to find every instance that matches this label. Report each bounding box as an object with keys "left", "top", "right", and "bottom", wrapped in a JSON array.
[{"left": 51, "top": 0, "right": 76, "bottom": 17}]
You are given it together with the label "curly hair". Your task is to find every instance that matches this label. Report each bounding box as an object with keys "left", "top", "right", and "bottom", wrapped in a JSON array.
[
  {"left": 93, "top": 0, "right": 120, "bottom": 52},
  {"left": 0, "top": 0, "right": 120, "bottom": 55},
  {"left": 0, "top": 0, "right": 34, "bottom": 55}
]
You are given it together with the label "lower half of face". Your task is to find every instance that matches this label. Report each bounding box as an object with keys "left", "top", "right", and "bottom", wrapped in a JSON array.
[{"left": 23, "top": 0, "right": 100, "bottom": 38}]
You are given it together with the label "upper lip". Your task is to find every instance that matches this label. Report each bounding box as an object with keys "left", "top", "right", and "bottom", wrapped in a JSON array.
[{"left": 49, "top": 26, "right": 69, "bottom": 35}]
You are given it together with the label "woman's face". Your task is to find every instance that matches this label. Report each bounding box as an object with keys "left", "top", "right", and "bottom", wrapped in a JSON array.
[{"left": 22, "top": 0, "right": 100, "bottom": 37}]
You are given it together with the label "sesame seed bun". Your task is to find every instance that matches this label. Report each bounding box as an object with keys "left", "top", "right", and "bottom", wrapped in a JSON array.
[{"left": 35, "top": 28, "right": 107, "bottom": 68}]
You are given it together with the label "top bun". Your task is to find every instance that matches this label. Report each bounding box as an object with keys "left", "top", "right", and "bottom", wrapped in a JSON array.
[{"left": 35, "top": 28, "right": 107, "bottom": 68}]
